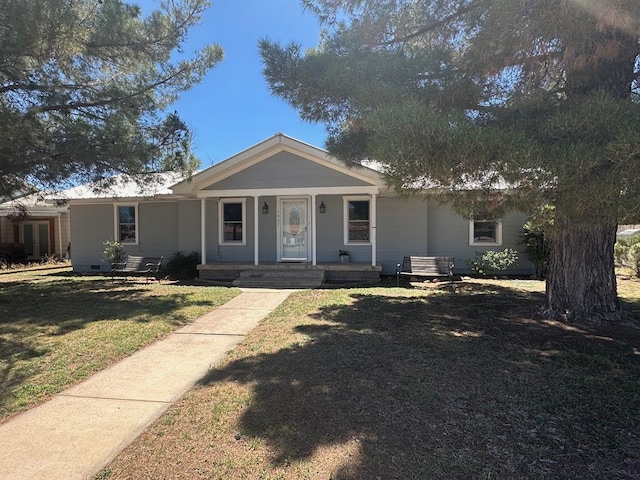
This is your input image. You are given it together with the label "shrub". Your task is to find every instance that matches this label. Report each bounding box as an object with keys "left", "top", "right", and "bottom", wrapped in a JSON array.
[
  {"left": 629, "top": 243, "right": 640, "bottom": 278},
  {"left": 615, "top": 235, "right": 640, "bottom": 277},
  {"left": 467, "top": 248, "right": 518, "bottom": 277},
  {"left": 163, "top": 251, "right": 200, "bottom": 279},
  {"left": 520, "top": 222, "right": 551, "bottom": 280},
  {"left": 103, "top": 241, "right": 125, "bottom": 265}
]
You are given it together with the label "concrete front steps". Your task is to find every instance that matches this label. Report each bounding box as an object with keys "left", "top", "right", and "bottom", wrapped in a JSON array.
[
  {"left": 198, "top": 262, "right": 382, "bottom": 287},
  {"left": 232, "top": 268, "right": 325, "bottom": 288}
]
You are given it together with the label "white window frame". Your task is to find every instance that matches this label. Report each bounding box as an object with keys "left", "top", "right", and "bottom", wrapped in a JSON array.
[
  {"left": 114, "top": 203, "right": 139, "bottom": 245},
  {"left": 218, "top": 198, "right": 246, "bottom": 246},
  {"left": 343, "top": 195, "right": 371, "bottom": 245},
  {"left": 469, "top": 218, "right": 503, "bottom": 246}
]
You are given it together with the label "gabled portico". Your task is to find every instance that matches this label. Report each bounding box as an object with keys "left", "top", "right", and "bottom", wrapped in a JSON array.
[{"left": 171, "top": 133, "right": 384, "bottom": 283}]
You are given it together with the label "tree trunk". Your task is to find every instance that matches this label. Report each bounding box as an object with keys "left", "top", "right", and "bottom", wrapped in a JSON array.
[{"left": 546, "top": 216, "right": 620, "bottom": 322}]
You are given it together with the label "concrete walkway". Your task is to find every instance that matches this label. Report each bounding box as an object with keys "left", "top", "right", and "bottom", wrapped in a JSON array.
[{"left": 0, "top": 288, "right": 293, "bottom": 480}]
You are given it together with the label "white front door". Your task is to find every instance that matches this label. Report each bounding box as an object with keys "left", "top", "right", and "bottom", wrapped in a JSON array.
[{"left": 278, "top": 197, "right": 310, "bottom": 262}]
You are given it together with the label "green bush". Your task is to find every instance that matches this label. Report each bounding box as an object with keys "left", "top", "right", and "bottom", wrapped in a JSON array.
[
  {"left": 467, "top": 249, "right": 518, "bottom": 277},
  {"left": 162, "top": 251, "right": 200, "bottom": 279},
  {"left": 520, "top": 222, "right": 550, "bottom": 280},
  {"left": 103, "top": 241, "right": 125, "bottom": 266},
  {"left": 615, "top": 235, "right": 640, "bottom": 277},
  {"left": 629, "top": 243, "right": 640, "bottom": 278}
]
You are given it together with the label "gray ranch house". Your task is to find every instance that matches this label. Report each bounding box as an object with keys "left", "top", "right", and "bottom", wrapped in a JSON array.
[{"left": 69, "top": 133, "right": 534, "bottom": 284}]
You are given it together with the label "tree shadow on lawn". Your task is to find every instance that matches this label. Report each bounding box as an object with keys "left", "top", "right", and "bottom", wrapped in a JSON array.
[
  {"left": 0, "top": 277, "right": 212, "bottom": 415},
  {"left": 200, "top": 283, "right": 640, "bottom": 479},
  {"left": 0, "top": 278, "right": 199, "bottom": 335}
]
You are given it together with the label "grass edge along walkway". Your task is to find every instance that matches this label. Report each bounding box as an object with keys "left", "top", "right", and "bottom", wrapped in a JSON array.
[{"left": 0, "top": 288, "right": 294, "bottom": 480}]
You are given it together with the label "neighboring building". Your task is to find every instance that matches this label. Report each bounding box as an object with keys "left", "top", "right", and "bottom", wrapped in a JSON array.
[
  {"left": 68, "top": 134, "right": 534, "bottom": 281},
  {"left": 0, "top": 192, "right": 70, "bottom": 260}
]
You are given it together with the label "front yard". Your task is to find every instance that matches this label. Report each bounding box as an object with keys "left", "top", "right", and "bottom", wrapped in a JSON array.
[
  {"left": 0, "top": 266, "right": 240, "bottom": 421},
  {"left": 101, "top": 277, "right": 640, "bottom": 479}
]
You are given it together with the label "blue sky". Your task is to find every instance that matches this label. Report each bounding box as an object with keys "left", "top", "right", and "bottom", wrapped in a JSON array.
[{"left": 139, "top": 0, "right": 328, "bottom": 167}]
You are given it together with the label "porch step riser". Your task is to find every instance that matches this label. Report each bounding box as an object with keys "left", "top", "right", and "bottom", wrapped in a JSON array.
[
  {"left": 233, "top": 280, "right": 322, "bottom": 288},
  {"left": 233, "top": 268, "right": 326, "bottom": 288},
  {"left": 238, "top": 271, "right": 325, "bottom": 280}
]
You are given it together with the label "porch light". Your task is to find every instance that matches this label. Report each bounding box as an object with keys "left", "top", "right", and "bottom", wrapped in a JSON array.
[
  {"left": 319, "top": 201, "right": 326, "bottom": 214},
  {"left": 262, "top": 202, "right": 269, "bottom": 214}
]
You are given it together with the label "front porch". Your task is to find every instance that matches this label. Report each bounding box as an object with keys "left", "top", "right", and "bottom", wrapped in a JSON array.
[{"left": 197, "top": 262, "right": 382, "bottom": 288}]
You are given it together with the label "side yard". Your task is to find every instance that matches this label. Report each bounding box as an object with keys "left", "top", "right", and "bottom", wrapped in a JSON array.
[
  {"left": 0, "top": 266, "right": 240, "bottom": 421},
  {"left": 102, "top": 277, "right": 640, "bottom": 479}
]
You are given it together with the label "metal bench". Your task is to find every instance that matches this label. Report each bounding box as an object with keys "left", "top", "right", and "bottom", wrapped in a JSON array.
[
  {"left": 396, "top": 256, "right": 455, "bottom": 283},
  {"left": 111, "top": 255, "right": 163, "bottom": 283}
]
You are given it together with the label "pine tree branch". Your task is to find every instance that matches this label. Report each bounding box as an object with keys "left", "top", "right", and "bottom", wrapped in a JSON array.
[{"left": 381, "top": 1, "right": 483, "bottom": 46}]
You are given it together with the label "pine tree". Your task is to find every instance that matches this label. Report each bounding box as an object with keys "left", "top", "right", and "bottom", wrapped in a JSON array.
[
  {"left": 0, "top": 0, "right": 223, "bottom": 196},
  {"left": 260, "top": 0, "right": 640, "bottom": 322}
]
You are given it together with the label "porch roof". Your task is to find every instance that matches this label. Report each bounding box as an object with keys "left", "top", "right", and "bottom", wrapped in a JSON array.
[{"left": 172, "top": 133, "right": 385, "bottom": 197}]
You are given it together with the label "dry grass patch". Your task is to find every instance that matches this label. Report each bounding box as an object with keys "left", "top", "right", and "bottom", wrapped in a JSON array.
[
  {"left": 105, "top": 278, "right": 640, "bottom": 479},
  {"left": 0, "top": 267, "right": 239, "bottom": 421}
]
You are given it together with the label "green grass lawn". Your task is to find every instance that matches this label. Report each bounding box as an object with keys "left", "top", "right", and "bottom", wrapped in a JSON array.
[
  {"left": 0, "top": 266, "right": 240, "bottom": 421},
  {"left": 103, "top": 277, "right": 640, "bottom": 480}
]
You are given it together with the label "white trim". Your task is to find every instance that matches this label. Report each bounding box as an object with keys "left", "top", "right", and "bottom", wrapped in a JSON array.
[
  {"left": 57, "top": 215, "right": 63, "bottom": 258},
  {"left": 218, "top": 198, "right": 247, "bottom": 246},
  {"left": 311, "top": 195, "right": 317, "bottom": 266},
  {"left": 172, "top": 134, "right": 383, "bottom": 195},
  {"left": 113, "top": 203, "right": 139, "bottom": 245},
  {"left": 469, "top": 218, "right": 503, "bottom": 246},
  {"left": 198, "top": 185, "right": 378, "bottom": 198},
  {"left": 371, "top": 194, "right": 377, "bottom": 266},
  {"left": 20, "top": 220, "right": 51, "bottom": 257},
  {"left": 254, "top": 196, "right": 259, "bottom": 265},
  {"left": 201, "top": 198, "right": 206, "bottom": 264},
  {"left": 278, "top": 196, "right": 311, "bottom": 262},
  {"left": 343, "top": 195, "right": 372, "bottom": 246}
]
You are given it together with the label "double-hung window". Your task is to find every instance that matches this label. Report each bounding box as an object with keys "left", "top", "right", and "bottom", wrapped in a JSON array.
[
  {"left": 219, "top": 199, "right": 246, "bottom": 245},
  {"left": 114, "top": 204, "right": 138, "bottom": 244},
  {"left": 344, "top": 196, "right": 370, "bottom": 244},
  {"left": 469, "top": 218, "right": 502, "bottom": 246}
]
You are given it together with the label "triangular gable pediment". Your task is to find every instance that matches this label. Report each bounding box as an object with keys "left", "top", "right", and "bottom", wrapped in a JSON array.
[{"left": 171, "top": 133, "right": 383, "bottom": 196}]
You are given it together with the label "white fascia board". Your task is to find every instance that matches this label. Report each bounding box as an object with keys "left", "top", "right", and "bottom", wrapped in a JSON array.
[
  {"left": 171, "top": 136, "right": 285, "bottom": 194},
  {"left": 197, "top": 185, "right": 379, "bottom": 198},
  {"left": 172, "top": 134, "right": 383, "bottom": 195},
  {"left": 68, "top": 196, "right": 178, "bottom": 205}
]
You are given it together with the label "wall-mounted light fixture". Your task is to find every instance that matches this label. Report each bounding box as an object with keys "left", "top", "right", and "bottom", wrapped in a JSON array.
[
  {"left": 262, "top": 202, "right": 269, "bottom": 214},
  {"left": 319, "top": 201, "right": 326, "bottom": 214}
]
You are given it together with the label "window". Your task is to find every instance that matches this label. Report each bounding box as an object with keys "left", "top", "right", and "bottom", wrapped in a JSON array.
[
  {"left": 344, "top": 196, "right": 370, "bottom": 244},
  {"left": 115, "top": 204, "right": 138, "bottom": 244},
  {"left": 469, "top": 218, "right": 502, "bottom": 246},
  {"left": 219, "top": 199, "right": 246, "bottom": 245}
]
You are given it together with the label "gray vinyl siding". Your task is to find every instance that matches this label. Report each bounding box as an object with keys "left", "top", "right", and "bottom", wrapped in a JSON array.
[
  {"left": 70, "top": 202, "right": 181, "bottom": 272},
  {"left": 205, "top": 151, "right": 371, "bottom": 190},
  {"left": 427, "top": 202, "right": 533, "bottom": 274},
  {"left": 136, "top": 202, "right": 178, "bottom": 256},
  {"left": 258, "top": 196, "right": 277, "bottom": 262},
  {"left": 177, "top": 200, "right": 201, "bottom": 254},
  {"left": 70, "top": 204, "right": 114, "bottom": 271},
  {"left": 207, "top": 198, "right": 256, "bottom": 262},
  {"left": 376, "top": 196, "right": 429, "bottom": 274},
  {"left": 316, "top": 195, "right": 350, "bottom": 263}
]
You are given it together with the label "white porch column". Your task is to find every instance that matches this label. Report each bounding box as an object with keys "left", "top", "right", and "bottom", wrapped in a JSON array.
[
  {"left": 200, "top": 198, "right": 206, "bottom": 265},
  {"left": 57, "top": 214, "right": 63, "bottom": 258},
  {"left": 311, "top": 195, "right": 317, "bottom": 265},
  {"left": 371, "top": 194, "right": 377, "bottom": 267},
  {"left": 254, "top": 196, "right": 259, "bottom": 265}
]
